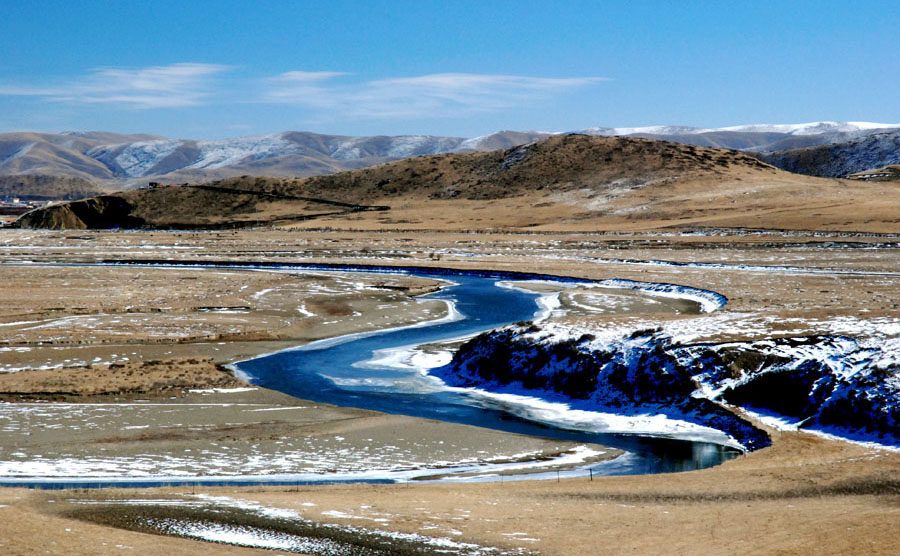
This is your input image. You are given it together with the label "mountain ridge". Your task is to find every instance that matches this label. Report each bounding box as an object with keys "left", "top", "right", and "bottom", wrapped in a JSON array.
[
  {"left": 2, "top": 122, "right": 898, "bottom": 187},
  {"left": 758, "top": 131, "right": 900, "bottom": 177},
  {"left": 22, "top": 133, "right": 891, "bottom": 233}
]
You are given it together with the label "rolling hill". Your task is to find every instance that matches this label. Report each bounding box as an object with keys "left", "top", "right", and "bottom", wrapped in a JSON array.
[{"left": 18, "top": 134, "right": 898, "bottom": 233}]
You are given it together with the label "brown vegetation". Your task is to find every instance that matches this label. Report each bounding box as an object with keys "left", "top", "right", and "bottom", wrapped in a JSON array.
[
  {"left": 0, "top": 174, "right": 104, "bottom": 201},
  {"left": 0, "top": 358, "right": 243, "bottom": 401},
  {"left": 17, "top": 134, "right": 900, "bottom": 233}
]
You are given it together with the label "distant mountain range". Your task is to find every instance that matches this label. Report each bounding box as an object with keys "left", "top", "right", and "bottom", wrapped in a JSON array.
[
  {"left": 12, "top": 134, "right": 786, "bottom": 230},
  {"left": 758, "top": 131, "right": 900, "bottom": 177},
  {"left": 19, "top": 133, "right": 900, "bottom": 235},
  {"left": 0, "top": 130, "right": 552, "bottom": 186},
  {"left": 1, "top": 122, "right": 899, "bottom": 189},
  {"left": 580, "top": 121, "right": 900, "bottom": 151}
]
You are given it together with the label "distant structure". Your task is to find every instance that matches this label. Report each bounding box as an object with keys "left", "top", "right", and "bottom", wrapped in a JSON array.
[
  {"left": 139, "top": 182, "right": 181, "bottom": 190},
  {"left": 0, "top": 197, "right": 36, "bottom": 224}
]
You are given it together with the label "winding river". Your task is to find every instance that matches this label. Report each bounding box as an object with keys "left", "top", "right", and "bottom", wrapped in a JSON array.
[
  {"left": 2, "top": 262, "right": 740, "bottom": 488},
  {"left": 234, "top": 264, "right": 740, "bottom": 479}
]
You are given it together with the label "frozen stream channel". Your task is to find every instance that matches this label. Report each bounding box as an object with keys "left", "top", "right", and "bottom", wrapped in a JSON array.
[{"left": 234, "top": 264, "right": 740, "bottom": 481}]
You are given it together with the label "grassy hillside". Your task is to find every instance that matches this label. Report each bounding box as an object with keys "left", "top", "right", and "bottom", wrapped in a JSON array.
[
  {"left": 14, "top": 134, "right": 900, "bottom": 233},
  {"left": 0, "top": 174, "right": 105, "bottom": 201},
  {"left": 287, "top": 134, "right": 775, "bottom": 202}
]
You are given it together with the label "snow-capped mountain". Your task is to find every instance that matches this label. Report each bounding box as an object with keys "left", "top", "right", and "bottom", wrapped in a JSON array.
[
  {"left": 2, "top": 122, "right": 899, "bottom": 185},
  {"left": 577, "top": 121, "right": 900, "bottom": 152},
  {"left": 716, "top": 121, "right": 900, "bottom": 136},
  {"left": 579, "top": 125, "right": 706, "bottom": 136},
  {"left": 88, "top": 139, "right": 184, "bottom": 177},
  {"left": 579, "top": 121, "right": 900, "bottom": 138}
]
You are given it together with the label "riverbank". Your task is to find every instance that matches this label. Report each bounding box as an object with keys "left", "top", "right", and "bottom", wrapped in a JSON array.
[
  {"left": 6, "top": 429, "right": 900, "bottom": 555},
  {"left": 0, "top": 263, "right": 450, "bottom": 373}
]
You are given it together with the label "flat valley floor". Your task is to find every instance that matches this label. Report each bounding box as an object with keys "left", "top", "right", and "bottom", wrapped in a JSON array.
[{"left": 1, "top": 228, "right": 899, "bottom": 555}]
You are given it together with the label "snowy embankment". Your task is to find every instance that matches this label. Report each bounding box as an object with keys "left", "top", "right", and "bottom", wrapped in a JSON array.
[
  {"left": 71, "top": 494, "right": 516, "bottom": 556},
  {"left": 430, "top": 325, "right": 900, "bottom": 451}
]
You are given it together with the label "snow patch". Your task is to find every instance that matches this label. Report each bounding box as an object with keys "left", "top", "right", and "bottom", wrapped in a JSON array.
[
  {"left": 188, "top": 133, "right": 299, "bottom": 169},
  {"left": 113, "top": 140, "right": 182, "bottom": 177}
]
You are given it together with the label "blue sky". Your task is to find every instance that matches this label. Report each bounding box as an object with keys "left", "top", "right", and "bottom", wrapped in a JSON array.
[{"left": 1, "top": 1, "right": 898, "bottom": 138}]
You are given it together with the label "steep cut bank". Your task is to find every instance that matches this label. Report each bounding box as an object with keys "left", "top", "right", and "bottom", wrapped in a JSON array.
[{"left": 432, "top": 325, "right": 900, "bottom": 450}]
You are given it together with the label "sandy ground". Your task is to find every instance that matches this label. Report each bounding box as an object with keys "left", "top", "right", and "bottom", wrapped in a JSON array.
[
  {"left": 0, "top": 357, "right": 243, "bottom": 401},
  {"left": 1, "top": 228, "right": 899, "bottom": 554}
]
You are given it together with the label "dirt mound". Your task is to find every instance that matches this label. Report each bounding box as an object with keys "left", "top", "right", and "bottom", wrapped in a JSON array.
[
  {"left": 15, "top": 195, "right": 141, "bottom": 229},
  {"left": 13, "top": 182, "right": 386, "bottom": 230}
]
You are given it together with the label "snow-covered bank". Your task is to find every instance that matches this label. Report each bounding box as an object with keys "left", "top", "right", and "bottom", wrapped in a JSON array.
[
  {"left": 572, "top": 278, "right": 725, "bottom": 313},
  {"left": 0, "top": 439, "right": 618, "bottom": 487},
  {"left": 497, "top": 278, "right": 724, "bottom": 316},
  {"left": 68, "top": 494, "right": 523, "bottom": 556},
  {"left": 430, "top": 325, "right": 900, "bottom": 451},
  {"left": 366, "top": 338, "right": 743, "bottom": 448}
]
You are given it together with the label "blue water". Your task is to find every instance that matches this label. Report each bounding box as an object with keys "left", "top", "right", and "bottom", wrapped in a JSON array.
[{"left": 236, "top": 268, "right": 740, "bottom": 477}]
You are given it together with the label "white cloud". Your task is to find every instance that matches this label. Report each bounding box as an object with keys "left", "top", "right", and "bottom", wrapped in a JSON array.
[
  {"left": 0, "top": 63, "right": 231, "bottom": 109},
  {"left": 263, "top": 72, "right": 609, "bottom": 119},
  {"left": 274, "top": 71, "right": 348, "bottom": 82}
]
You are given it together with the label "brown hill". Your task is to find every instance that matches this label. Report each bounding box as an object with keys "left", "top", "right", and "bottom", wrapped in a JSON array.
[
  {"left": 13, "top": 135, "right": 900, "bottom": 233},
  {"left": 13, "top": 182, "right": 386, "bottom": 230},
  {"left": 287, "top": 134, "right": 775, "bottom": 202},
  {"left": 846, "top": 164, "right": 900, "bottom": 182}
]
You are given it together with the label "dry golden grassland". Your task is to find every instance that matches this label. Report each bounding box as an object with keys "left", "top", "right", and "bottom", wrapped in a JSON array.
[{"left": 1, "top": 226, "right": 898, "bottom": 555}]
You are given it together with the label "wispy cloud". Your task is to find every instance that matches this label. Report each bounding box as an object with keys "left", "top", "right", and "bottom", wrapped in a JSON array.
[
  {"left": 0, "top": 63, "right": 231, "bottom": 108},
  {"left": 274, "top": 71, "right": 349, "bottom": 82},
  {"left": 263, "top": 72, "right": 609, "bottom": 119},
  {"left": 0, "top": 65, "right": 608, "bottom": 122}
]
